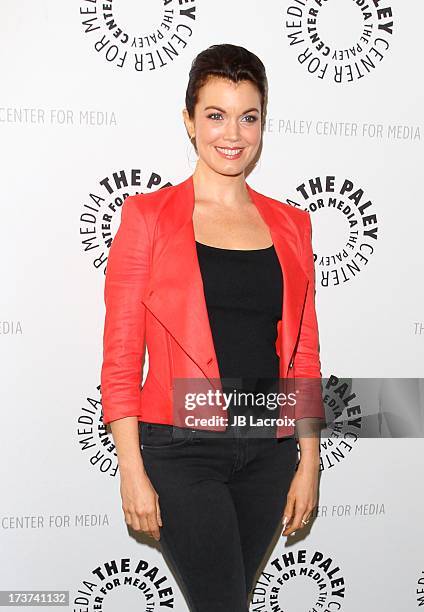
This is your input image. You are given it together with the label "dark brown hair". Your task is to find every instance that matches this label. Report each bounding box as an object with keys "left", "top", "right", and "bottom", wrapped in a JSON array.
[{"left": 185, "top": 43, "right": 268, "bottom": 125}]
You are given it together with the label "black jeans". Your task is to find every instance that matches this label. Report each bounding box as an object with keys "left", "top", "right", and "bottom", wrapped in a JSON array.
[{"left": 139, "top": 420, "right": 298, "bottom": 612}]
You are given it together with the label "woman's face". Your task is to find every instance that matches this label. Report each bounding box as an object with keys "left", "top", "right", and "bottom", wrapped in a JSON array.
[{"left": 184, "top": 76, "right": 262, "bottom": 177}]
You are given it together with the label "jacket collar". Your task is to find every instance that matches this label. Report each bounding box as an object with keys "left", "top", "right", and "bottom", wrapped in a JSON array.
[{"left": 142, "top": 174, "right": 308, "bottom": 383}]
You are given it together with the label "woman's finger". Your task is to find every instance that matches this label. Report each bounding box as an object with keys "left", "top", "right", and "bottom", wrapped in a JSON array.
[
  {"left": 289, "top": 506, "right": 306, "bottom": 534},
  {"left": 130, "top": 511, "right": 143, "bottom": 532},
  {"left": 156, "top": 498, "right": 163, "bottom": 527},
  {"left": 147, "top": 513, "right": 161, "bottom": 541},
  {"left": 282, "top": 496, "right": 295, "bottom": 534}
]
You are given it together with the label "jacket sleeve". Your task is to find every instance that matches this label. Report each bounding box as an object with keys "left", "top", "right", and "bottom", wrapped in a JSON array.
[
  {"left": 293, "top": 211, "right": 322, "bottom": 378},
  {"left": 293, "top": 212, "right": 325, "bottom": 423},
  {"left": 100, "top": 195, "right": 150, "bottom": 424}
]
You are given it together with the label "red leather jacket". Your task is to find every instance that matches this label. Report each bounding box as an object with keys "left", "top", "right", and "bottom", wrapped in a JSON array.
[{"left": 100, "top": 174, "right": 324, "bottom": 437}]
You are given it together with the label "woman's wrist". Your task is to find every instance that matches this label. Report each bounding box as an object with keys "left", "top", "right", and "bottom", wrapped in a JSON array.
[
  {"left": 118, "top": 457, "right": 146, "bottom": 477},
  {"left": 298, "top": 450, "right": 320, "bottom": 468}
]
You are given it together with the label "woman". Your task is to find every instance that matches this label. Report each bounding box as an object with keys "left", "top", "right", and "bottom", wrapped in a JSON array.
[{"left": 101, "top": 43, "right": 324, "bottom": 611}]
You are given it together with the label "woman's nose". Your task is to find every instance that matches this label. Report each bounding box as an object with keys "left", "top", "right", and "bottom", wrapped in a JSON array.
[{"left": 224, "top": 119, "right": 241, "bottom": 141}]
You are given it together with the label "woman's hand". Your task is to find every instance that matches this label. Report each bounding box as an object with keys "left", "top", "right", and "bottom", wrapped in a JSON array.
[
  {"left": 107, "top": 417, "right": 163, "bottom": 541},
  {"left": 281, "top": 454, "right": 319, "bottom": 537},
  {"left": 120, "top": 466, "right": 163, "bottom": 541}
]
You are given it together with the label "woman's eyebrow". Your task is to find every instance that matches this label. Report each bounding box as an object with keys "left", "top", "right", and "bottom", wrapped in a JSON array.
[{"left": 203, "top": 105, "right": 260, "bottom": 114}]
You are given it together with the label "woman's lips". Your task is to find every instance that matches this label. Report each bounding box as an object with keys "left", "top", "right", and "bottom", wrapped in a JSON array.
[{"left": 215, "top": 146, "right": 244, "bottom": 160}]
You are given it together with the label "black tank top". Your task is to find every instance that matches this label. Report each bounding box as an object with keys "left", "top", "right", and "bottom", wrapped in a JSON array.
[{"left": 195, "top": 240, "right": 283, "bottom": 394}]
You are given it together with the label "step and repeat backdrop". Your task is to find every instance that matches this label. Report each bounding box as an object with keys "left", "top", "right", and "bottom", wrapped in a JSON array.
[{"left": 1, "top": 1, "right": 424, "bottom": 611}]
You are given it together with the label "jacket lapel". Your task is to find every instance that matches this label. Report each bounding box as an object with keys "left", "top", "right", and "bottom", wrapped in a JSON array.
[{"left": 141, "top": 174, "right": 308, "bottom": 384}]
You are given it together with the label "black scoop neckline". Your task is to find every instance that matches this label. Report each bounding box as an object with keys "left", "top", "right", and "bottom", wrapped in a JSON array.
[{"left": 195, "top": 240, "right": 274, "bottom": 252}]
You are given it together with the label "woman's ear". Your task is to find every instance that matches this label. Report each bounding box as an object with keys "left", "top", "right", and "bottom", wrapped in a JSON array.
[{"left": 182, "top": 108, "right": 195, "bottom": 140}]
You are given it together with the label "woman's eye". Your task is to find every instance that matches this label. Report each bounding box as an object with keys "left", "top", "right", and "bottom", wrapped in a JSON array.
[{"left": 206, "top": 112, "right": 258, "bottom": 122}]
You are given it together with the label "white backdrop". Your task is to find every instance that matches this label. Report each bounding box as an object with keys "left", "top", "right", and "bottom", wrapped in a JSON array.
[{"left": 1, "top": 1, "right": 424, "bottom": 611}]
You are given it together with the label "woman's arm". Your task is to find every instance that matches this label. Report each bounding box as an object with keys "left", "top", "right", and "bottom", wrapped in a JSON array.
[
  {"left": 111, "top": 416, "right": 162, "bottom": 541},
  {"left": 282, "top": 211, "right": 323, "bottom": 536},
  {"left": 294, "top": 211, "right": 324, "bottom": 454},
  {"left": 101, "top": 196, "right": 149, "bottom": 424},
  {"left": 293, "top": 211, "right": 322, "bottom": 379},
  {"left": 100, "top": 197, "right": 162, "bottom": 541}
]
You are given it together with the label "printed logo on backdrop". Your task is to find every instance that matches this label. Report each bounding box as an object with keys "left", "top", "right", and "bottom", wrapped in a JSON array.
[
  {"left": 80, "top": 170, "right": 172, "bottom": 274},
  {"left": 320, "top": 376, "right": 366, "bottom": 471},
  {"left": 286, "top": 174, "right": 379, "bottom": 288},
  {"left": 77, "top": 385, "right": 118, "bottom": 477},
  {"left": 283, "top": 0, "right": 394, "bottom": 83},
  {"left": 73, "top": 557, "right": 175, "bottom": 610},
  {"left": 416, "top": 569, "right": 424, "bottom": 607},
  {"left": 0, "top": 321, "right": 22, "bottom": 335},
  {"left": 79, "top": 1, "right": 197, "bottom": 72},
  {"left": 251, "top": 547, "right": 346, "bottom": 610}
]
